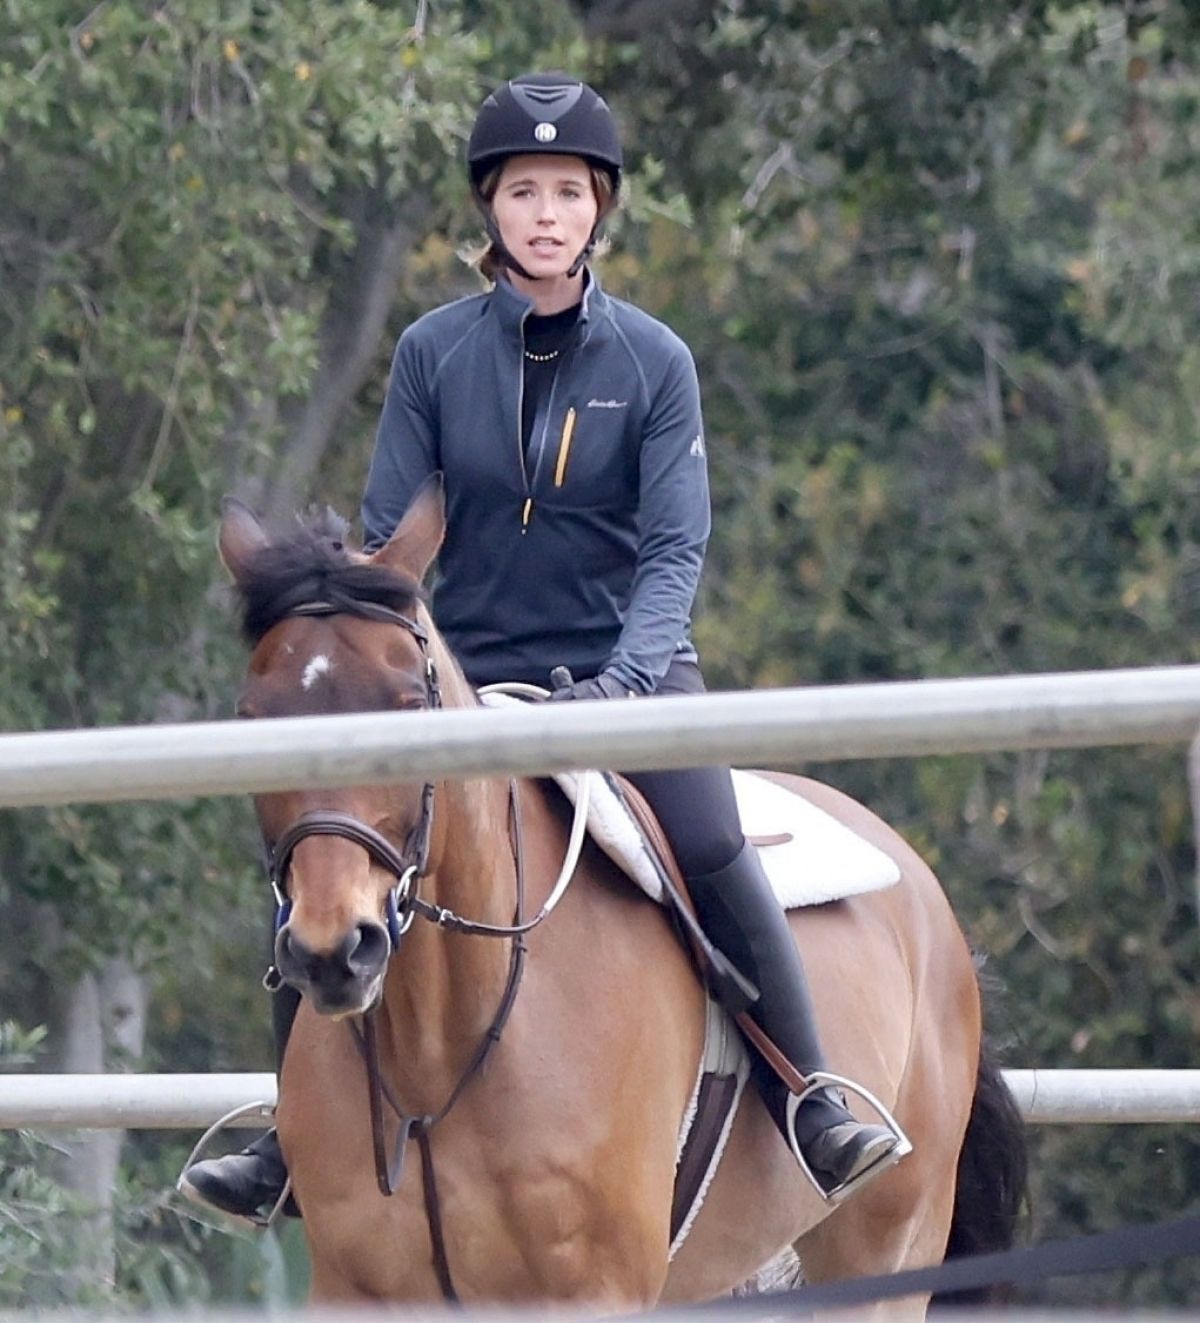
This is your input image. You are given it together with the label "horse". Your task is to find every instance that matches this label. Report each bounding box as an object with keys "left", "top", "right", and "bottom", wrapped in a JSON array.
[{"left": 215, "top": 481, "right": 1027, "bottom": 1316}]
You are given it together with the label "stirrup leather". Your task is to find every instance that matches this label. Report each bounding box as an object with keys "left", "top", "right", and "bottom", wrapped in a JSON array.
[
  {"left": 175, "top": 1101, "right": 294, "bottom": 1230},
  {"left": 785, "top": 1070, "right": 913, "bottom": 1206}
]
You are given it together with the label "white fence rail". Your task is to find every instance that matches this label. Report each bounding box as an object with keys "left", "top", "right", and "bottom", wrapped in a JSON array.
[
  {"left": 2, "top": 1070, "right": 1199, "bottom": 1129},
  {"left": 3, "top": 666, "right": 1198, "bottom": 1133},
  {"left": 2, "top": 665, "right": 1200, "bottom": 809}
]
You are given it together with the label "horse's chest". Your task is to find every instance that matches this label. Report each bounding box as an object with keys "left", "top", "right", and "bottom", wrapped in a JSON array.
[{"left": 304, "top": 1147, "right": 659, "bottom": 1304}]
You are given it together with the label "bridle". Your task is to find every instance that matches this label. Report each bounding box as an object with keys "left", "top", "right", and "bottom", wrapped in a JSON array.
[
  {"left": 265, "top": 600, "right": 581, "bottom": 946},
  {"left": 263, "top": 600, "right": 440, "bottom": 957},
  {"left": 257, "top": 596, "right": 571, "bottom": 1301}
]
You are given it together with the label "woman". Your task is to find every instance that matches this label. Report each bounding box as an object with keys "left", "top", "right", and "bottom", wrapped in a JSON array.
[{"left": 184, "top": 73, "right": 903, "bottom": 1221}]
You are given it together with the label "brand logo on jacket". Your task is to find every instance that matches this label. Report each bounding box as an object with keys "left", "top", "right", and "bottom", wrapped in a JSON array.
[
  {"left": 690, "top": 433, "right": 706, "bottom": 457},
  {"left": 587, "top": 398, "right": 628, "bottom": 409}
]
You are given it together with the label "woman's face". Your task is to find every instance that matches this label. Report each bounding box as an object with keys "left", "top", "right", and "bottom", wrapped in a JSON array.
[{"left": 491, "top": 154, "right": 599, "bottom": 279}]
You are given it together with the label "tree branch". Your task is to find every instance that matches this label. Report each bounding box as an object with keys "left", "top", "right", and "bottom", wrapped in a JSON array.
[{"left": 262, "top": 187, "right": 433, "bottom": 523}]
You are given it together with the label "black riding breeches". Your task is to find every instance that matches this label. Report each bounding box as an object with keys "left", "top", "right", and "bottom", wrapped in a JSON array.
[{"left": 623, "top": 659, "right": 745, "bottom": 879}]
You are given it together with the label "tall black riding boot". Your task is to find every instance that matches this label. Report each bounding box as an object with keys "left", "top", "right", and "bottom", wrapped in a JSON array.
[
  {"left": 687, "top": 841, "right": 904, "bottom": 1198},
  {"left": 178, "top": 984, "right": 299, "bottom": 1220}
]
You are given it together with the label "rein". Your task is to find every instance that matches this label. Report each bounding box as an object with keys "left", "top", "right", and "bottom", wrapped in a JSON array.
[
  {"left": 263, "top": 599, "right": 585, "bottom": 1300},
  {"left": 348, "top": 779, "right": 529, "bottom": 1303}
]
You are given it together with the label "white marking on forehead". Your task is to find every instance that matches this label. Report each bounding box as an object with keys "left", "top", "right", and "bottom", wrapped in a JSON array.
[{"left": 300, "top": 653, "right": 332, "bottom": 691}]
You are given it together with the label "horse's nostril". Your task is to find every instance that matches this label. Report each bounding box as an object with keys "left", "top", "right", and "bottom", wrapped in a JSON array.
[
  {"left": 273, "top": 921, "right": 389, "bottom": 1001},
  {"left": 345, "top": 921, "right": 390, "bottom": 976},
  {"left": 274, "top": 924, "right": 303, "bottom": 979}
]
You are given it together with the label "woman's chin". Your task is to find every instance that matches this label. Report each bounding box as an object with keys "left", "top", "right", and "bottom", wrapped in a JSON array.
[{"left": 526, "top": 260, "right": 569, "bottom": 277}]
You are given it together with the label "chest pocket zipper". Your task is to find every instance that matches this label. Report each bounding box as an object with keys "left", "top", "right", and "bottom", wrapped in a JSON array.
[{"left": 553, "top": 407, "right": 577, "bottom": 488}]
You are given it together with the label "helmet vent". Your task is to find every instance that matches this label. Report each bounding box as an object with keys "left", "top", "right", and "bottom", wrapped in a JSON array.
[{"left": 512, "top": 81, "right": 583, "bottom": 121}]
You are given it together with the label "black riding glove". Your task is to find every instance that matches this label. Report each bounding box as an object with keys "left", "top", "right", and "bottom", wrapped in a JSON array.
[{"left": 548, "top": 669, "right": 633, "bottom": 702}]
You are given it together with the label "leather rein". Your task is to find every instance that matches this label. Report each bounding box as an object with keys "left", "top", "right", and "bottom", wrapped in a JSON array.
[{"left": 263, "top": 598, "right": 543, "bottom": 1301}]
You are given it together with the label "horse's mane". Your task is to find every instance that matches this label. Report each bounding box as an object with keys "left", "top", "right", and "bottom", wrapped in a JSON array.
[{"left": 233, "top": 507, "right": 424, "bottom": 644}]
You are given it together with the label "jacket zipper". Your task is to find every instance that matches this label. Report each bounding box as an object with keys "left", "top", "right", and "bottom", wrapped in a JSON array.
[
  {"left": 519, "top": 333, "right": 569, "bottom": 532},
  {"left": 518, "top": 309, "right": 585, "bottom": 530},
  {"left": 517, "top": 320, "right": 532, "bottom": 532}
]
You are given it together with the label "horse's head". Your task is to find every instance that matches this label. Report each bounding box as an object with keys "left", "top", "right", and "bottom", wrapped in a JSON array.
[{"left": 218, "top": 479, "right": 449, "bottom": 1016}]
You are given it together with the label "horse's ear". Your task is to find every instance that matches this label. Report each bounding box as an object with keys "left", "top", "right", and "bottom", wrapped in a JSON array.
[
  {"left": 370, "top": 475, "right": 445, "bottom": 584},
  {"left": 218, "top": 496, "right": 270, "bottom": 587}
]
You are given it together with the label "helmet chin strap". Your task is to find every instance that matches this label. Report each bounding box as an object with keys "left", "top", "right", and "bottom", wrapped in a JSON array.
[
  {"left": 482, "top": 212, "right": 538, "bottom": 282},
  {"left": 565, "top": 238, "right": 596, "bottom": 278}
]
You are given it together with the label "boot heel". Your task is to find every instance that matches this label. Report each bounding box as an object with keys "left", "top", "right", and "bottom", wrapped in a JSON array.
[
  {"left": 785, "top": 1070, "right": 913, "bottom": 1204},
  {"left": 176, "top": 1104, "right": 291, "bottom": 1227}
]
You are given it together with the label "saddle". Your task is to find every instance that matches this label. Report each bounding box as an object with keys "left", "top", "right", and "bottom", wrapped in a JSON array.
[
  {"left": 477, "top": 690, "right": 908, "bottom": 1231},
  {"left": 552, "top": 767, "right": 900, "bottom": 1088},
  {"left": 550, "top": 769, "right": 910, "bottom": 1239}
]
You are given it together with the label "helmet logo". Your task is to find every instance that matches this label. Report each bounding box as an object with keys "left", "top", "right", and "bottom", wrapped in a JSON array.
[{"left": 533, "top": 122, "right": 558, "bottom": 143}]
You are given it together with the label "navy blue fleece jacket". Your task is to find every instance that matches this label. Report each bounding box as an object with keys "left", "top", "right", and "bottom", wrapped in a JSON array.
[{"left": 361, "top": 271, "right": 710, "bottom": 694}]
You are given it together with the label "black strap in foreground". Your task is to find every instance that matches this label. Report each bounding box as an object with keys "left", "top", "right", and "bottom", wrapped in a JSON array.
[{"left": 656, "top": 1210, "right": 1200, "bottom": 1316}]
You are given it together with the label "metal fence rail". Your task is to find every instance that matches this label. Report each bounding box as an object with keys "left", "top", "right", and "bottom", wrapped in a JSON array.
[
  {"left": 2, "top": 664, "right": 1200, "bottom": 809},
  {"left": 3, "top": 668, "right": 1198, "bottom": 1136},
  {"left": 3, "top": 1070, "right": 1199, "bottom": 1130}
]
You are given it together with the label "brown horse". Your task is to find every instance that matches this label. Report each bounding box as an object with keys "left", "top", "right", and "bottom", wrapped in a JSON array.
[{"left": 216, "top": 484, "right": 1026, "bottom": 1316}]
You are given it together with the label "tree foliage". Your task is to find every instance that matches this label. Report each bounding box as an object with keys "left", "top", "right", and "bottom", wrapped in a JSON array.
[{"left": 3, "top": 0, "right": 1200, "bottom": 1307}]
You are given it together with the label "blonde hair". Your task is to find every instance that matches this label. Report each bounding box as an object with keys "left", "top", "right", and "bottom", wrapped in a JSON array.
[{"left": 468, "top": 162, "right": 617, "bottom": 283}]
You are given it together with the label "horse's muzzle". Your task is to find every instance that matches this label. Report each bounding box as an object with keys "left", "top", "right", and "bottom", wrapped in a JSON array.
[{"left": 274, "top": 920, "right": 391, "bottom": 1015}]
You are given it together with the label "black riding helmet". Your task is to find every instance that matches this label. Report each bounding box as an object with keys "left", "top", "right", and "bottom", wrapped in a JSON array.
[{"left": 467, "top": 73, "right": 623, "bottom": 280}]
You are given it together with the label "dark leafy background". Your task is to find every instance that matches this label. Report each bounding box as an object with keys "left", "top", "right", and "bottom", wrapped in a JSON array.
[{"left": 2, "top": 0, "right": 1198, "bottom": 1307}]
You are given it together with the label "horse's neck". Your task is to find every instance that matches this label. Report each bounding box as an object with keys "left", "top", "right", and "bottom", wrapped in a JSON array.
[
  {"left": 432, "top": 773, "right": 519, "bottom": 927},
  {"left": 421, "top": 642, "right": 520, "bottom": 935},
  {"left": 380, "top": 637, "right": 533, "bottom": 1068},
  {"left": 380, "top": 712, "right": 520, "bottom": 1086}
]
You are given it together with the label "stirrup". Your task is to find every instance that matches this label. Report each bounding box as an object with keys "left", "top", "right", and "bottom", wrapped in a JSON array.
[
  {"left": 785, "top": 1070, "right": 912, "bottom": 1206},
  {"left": 175, "top": 1101, "right": 294, "bottom": 1230}
]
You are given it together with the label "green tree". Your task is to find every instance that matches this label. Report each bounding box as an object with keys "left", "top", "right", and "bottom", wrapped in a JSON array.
[
  {"left": 0, "top": 0, "right": 585, "bottom": 1303},
  {"left": 598, "top": 2, "right": 1200, "bottom": 1304},
  {"left": 5, "top": 0, "right": 1200, "bottom": 1307}
]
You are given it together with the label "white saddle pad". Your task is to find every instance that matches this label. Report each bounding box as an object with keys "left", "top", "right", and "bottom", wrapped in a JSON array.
[
  {"left": 557, "top": 767, "right": 900, "bottom": 909},
  {"left": 731, "top": 770, "right": 901, "bottom": 905},
  {"left": 477, "top": 691, "right": 900, "bottom": 908}
]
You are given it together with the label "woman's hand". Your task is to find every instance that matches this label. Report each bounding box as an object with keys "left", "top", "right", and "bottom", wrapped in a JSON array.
[{"left": 548, "top": 669, "right": 632, "bottom": 701}]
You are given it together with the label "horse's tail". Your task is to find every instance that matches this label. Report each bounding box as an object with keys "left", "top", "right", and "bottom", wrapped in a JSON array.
[{"left": 935, "top": 1034, "right": 1029, "bottom": 1305}]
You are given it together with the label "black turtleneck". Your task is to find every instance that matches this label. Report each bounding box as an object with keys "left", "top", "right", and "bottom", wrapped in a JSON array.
[{"left": 521, "top": 302, "right": 581, "bottom": 459}]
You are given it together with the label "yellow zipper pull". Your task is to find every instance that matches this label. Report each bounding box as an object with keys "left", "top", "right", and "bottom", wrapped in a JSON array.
[
  {"left": 521, "top": 497, "right": 533, "bottom": 532},
  {"left": 554, "top": 407, "right": 577, "bottom": 488}
]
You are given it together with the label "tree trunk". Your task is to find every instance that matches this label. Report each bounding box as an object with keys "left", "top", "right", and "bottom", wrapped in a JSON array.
[
  {"left": 48, "top": 957, "right": 148, "bottom": 1297},
  {"left": 262, "top": 188, "right": 433, "bottom": 523}
]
